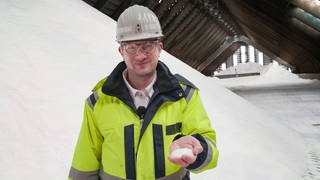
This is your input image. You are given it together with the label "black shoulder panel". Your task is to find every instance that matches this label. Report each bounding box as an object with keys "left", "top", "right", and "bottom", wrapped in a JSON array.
[
  {"left": 174, "top": 74, "right": 197, "bottom": 103},
  {"left": 174, "top": 74, "right": 197, "bottom": 89}
]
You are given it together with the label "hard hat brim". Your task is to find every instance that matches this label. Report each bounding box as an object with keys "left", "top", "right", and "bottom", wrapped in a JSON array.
[{"left": 117, "top": 33, "right": 164, "bottom": 43}]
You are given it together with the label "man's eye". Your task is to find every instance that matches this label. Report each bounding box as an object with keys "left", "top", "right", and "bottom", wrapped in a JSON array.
[
  {"left": 127, "top": 45, "right": 136, "bottom": 50},
  {"left": 143, "top": 44, "right": 153, "bottom": 49}
]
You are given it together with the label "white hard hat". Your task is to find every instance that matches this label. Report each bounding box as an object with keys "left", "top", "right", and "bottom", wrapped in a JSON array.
[{"left": 116, "top": 5, "right": 164, "bottom": 42}]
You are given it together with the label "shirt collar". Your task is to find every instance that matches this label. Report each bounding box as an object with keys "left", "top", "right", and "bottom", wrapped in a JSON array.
[{"left": 122, "top": 69, "right": 156, "bottom": 99}]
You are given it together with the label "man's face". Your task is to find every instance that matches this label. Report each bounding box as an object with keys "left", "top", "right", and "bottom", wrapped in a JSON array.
[{"left": 119, "top": 39, "right": 163, "bottom": 78}]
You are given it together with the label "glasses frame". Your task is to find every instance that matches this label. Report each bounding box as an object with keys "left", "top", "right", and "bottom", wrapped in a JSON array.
[{"left": 121, "top": 40, "right": 160, "bottom": 55}]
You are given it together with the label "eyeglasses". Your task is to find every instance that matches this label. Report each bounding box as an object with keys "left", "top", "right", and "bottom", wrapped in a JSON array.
[{"left": 121, "top": 40, "right": 159, "bottom": 55}]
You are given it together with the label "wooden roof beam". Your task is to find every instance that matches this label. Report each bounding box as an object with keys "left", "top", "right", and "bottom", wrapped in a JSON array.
[
  {"left": 162, "top": 2, "right": 195, "bottom": 38},
  {"left": 185, "top": 24, "right": 225, "bottom": 67},
  {"left": 182, "top": 19, "right": 216, "bottom": 61},
  {"left": 170, "top": 15, "right": 208, "bottom": 60},
  {"left": 196, "top": 36, "right": 249, "bottom": 71},
  {"left": 164, "top": 7, "right": 200, "bottom": 49},
  {"left": 193, "top": 28, "right": 226, "bottom": 67}
]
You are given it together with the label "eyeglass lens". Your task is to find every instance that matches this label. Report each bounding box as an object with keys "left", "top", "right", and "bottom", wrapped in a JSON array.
[{"left": 123, "top": 41, "right": 158, "bottom": 54}]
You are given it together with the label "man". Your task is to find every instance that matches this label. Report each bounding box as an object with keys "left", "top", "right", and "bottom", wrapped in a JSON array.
[{"left": 69, "top": 5, "right": 218, "bottom": 180}]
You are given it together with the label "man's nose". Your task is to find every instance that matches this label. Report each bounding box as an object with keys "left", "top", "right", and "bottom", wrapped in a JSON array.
[{"left": 135, "top": 48, "right": 147, "bottom": 58}]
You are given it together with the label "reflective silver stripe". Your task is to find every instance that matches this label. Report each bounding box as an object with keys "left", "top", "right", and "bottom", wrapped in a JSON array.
[
  {"left": 99, "top": 169, "right": 125, "bottom": 180},
  {"left": 100, "top": 169, "right": 185, "bottom": 180},
  {"left": 69, "top": 167, "right": 99, "bottom": 180},
  {"left": 70, "top": 167, "right": 187, "bottom": 180},
  {"left": 206, "top": 137, "right": 217, "bottom": 148},
  {"left": 99, "top": 169, "right": 186, "bottom": 180},
  {"left": 180, "top": 84, "right": 195, "bottom": 103},
  {"left": 191, "top": 138, "right": 213, "bottom": 171},
  {"left": 87, "top": 91, "right": 99, "bottom": 110},
  {"left": 156, "top": 168, "right": 187, "bottom": 180},
  {"left": 185, "top": 87, "right": 195, "bottom": 103}
]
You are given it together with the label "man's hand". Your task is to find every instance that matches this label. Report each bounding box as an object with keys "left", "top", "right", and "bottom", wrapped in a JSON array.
[{"left": 168, "top": 135, "right": 203, "bottom": 167}]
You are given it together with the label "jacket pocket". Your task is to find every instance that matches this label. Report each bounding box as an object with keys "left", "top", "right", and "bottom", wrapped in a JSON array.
[{"left": 166, "top": 122, "right": 182, "bottom": 135}]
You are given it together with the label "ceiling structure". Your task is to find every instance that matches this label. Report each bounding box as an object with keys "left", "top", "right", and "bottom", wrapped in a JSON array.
[{"left": 83, "top": 0, "right": 320, "bottom": 76}]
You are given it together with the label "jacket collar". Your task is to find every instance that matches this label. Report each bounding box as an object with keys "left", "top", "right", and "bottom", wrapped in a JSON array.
[{"left": 102, "top": 61, "right": 182, "bottom": 104}]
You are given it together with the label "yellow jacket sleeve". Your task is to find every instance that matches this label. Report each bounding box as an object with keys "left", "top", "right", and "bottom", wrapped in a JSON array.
[
  {"left": 69, "top": 100, "right": 103, "bottom": 179},
  {"left": 181, "top": 89, "right": 219, "bottom": 173}
]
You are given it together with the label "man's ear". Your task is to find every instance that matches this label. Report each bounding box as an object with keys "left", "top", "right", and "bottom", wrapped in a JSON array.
[
  {"left": 159, "top": 42, "right": 164, "bottom": 50},
  {"left": 157, "top": 42, "right": 163, "bottom": 54},
  {"left": 118, "top": 46, "right": 123, "bottom": 55}
]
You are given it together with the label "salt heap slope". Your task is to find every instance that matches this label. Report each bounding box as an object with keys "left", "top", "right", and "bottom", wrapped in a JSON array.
[
  {"left": 218, "top": 62, "right": 316, "bottom": 88},
  {"left": 0, "top": 0, "right": 307, "bottom": 179}
]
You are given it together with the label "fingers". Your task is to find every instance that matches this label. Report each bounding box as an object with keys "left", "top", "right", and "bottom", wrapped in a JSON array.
[
  {"left": 170, "top": 142, "right": 193, "bottom": 152},
  {"left": 193, "top": 144, "right": 203, "bottom": 155},
  {"left": 182, "top": 154, "right": 197, "bottom": 165},
  {"left": 168, "top": 155, "right": 189, "bottom": 167},
  {"left": 170, "top": 136, "right": 203, "bottom": 155},
  {"left": 168, "top": 135, "right": 204, "bottom": 167},
  {"left": 168, "top": 154, "right": 196, "bottom": 167}
]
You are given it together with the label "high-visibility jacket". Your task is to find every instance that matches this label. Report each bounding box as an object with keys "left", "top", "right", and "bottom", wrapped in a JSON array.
[{"left": 69, "top": 61, "right": 219, "bottom": 180}]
